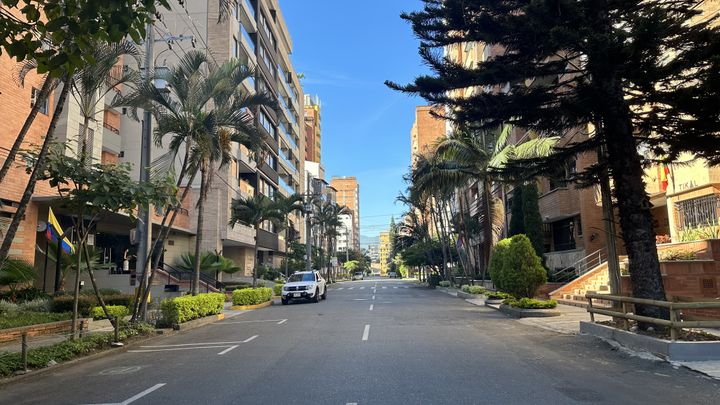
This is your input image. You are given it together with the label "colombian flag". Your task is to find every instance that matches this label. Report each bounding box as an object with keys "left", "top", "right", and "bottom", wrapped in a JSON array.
[
  {"left": 659, "top": 164, "right": 670, "bottom": 192},
  {"left": 46, "top": 207, "right": 75, "bottom": 254}
]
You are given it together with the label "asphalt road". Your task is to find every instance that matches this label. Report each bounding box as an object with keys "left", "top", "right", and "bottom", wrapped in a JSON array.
[{"left": 1, "top": 278, "right": 719, "bottom": 405}]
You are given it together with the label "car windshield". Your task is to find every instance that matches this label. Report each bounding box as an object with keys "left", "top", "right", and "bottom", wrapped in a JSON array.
[
  {"left": 354, "top": 272, "right": 363, "bottom": 275},
  {"left": 288, "top": 273, "right": 315, "bottom": 282}
]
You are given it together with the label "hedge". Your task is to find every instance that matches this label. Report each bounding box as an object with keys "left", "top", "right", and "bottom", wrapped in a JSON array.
[
  {"left": 52, "top": 294, "right": 134, "bottom": 316},
  {"left": 485, "top": 291, "right": 511, "bottom": 300},
  {"left": 90, "top": 305, "right": 129, "bottom": 320},
  {"left": 160, "top": 293, "right": 225, "bottom": 325},
  {"left": 0, "top": 312, "right": 72, "bottom": 330},
  {"left": 0, "top": 323, "right": 154, "bottom": 376},
  {"left": 461, "top": 285, "right": 486, "bottom": 295},
  {"left": 438, "top": 281, "right": 451, "bottom": 287},
  {"left": 232, "top": 288, "right": 273, "bottom": 306},
  {"left": 273, "top": 284, "right": 284, "bottom": 296},
  {"left": 504, "top": 298, "right": 557, "bottom": 309}
]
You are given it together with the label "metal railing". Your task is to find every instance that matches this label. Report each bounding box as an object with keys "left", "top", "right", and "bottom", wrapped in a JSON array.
[
  {"left": 161, "top": 263, "right": 219, "bottom": 292},
  {"left": 586, "top": 293, "right": 720, "bottom": 341},
  {"left": 549, "top": 247, "right": 607, "bottom": 283}
]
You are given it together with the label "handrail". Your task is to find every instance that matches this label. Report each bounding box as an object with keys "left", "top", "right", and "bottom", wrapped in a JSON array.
[
  {"left": 550, "top": 247, "right": 607, "bottom": 282},
  {"left": 585, "top": 292, "right": 720, "bottom": 340}
]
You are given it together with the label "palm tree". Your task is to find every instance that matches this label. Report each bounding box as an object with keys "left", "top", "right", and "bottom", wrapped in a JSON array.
[
  {"left": 272, "top": 193, "right": 305, "bottom": 277},
  {"left": 312, "top": 200, "right": 349, "bottom": 282},
  {"left": 125, "top": 50, "right": 274, "bottom": 297},
  {"left": 229, "top": 194, "right": 285, "bottom": 287}
]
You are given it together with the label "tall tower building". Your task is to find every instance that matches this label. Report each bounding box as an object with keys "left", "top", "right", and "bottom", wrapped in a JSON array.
[
  {"left": 410, "top": 105, "right": 446, "bottom": 169},
  {"left": 330, "top": 176, "right": 360, "bottom": 251},
  {"left": 304, "top": 94, "right": 321, "bottom": 163}
]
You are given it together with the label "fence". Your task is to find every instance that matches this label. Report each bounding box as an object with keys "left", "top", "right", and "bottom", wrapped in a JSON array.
[{"left": 585, "top": 293, "right": 720, "bottom": 341}]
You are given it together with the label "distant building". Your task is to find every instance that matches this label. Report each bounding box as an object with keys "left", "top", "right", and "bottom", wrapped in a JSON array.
[
  {"left": 379, "top": 231, "right": 390, "bottom": 275},
  {"left": 367, "top": 244, "right": 380, "bottom": 263},
  {"left": 304, "top": 94, "right": 321, "bottom": 163},
  {"left": 330, "top": 176, "right": 361, "bottom": 251},
  {"left": 410, "top": 106, "right": 446, "bottom": 169}
]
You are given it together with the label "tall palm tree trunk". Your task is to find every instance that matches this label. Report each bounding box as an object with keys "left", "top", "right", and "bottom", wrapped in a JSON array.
[
  {"left": 252, "top": 236, "right": 260, "bottom": 288},
  {"left": 192, "top": 165, "right": 208, "bottom": 295},
  {"left": 480, "top": 179, "right": 494, "bottom": 282},
  {"left": 0, "top": 76, "right": 53, "bottom": 185},
  {"left": 428, "top": 200, "right": 447, "bottom": 279},
  {"left": 0, "top": 75, "right": 72, "bottom": 268}
]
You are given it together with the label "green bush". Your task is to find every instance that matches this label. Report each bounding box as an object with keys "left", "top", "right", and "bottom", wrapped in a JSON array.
[
  {"left": 0, "top": 287, "right": 50, "bottom": 303},
  {"left": 232, "top": 287, "right": 273, "bottom": 306},
  {"left": 223, "top": 282, "right": 252, "bottom": 292},
  {"left": 52, "top": 294, "right": 133, "bottom": 315},
  {"left": 485, "top": 291, "right": 511, "bottom": 300},
  {"left": 0, "top": 312, "right": 72, "bottom": 330},
  {"left": 160, "top": 293, "right": 225, "bottom": 325},
  {"left": 504, "top": 297, "right": 557, "bottom": 309},
  {"left": 428, "top": 274, "right": 442, "bottom": 287},
  {"left": 18, "top": 298, "right": 52, "bottom": 312},
  {"left": 489, "top": 235, "right": 547, "bottom": 298},
  {"left": 273, "top": 284, "right": 284, "bottom": 296},
  {"left": 438, "top": 281, "right": 451, "bottom": 287},
  {"left": 0, "top": 322, "right": 154, "bottom": 376},
  {"left": 461, "top": 285, "right": 486, "bottom": 295},
  {"left": 90, "top": 305, "right": 129, "bottom": 320}
]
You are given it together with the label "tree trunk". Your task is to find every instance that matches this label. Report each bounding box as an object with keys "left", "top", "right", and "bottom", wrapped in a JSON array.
[
  {"left": 0, "top": 76, "right": 53, "bottom": 185},
  {"left": 71, "top": 227, "right": 84, "bottom": 339},
  {"left": 83, "top": 242, "right": 113, "bottom": 328},
  {"left": 284, "top": 224, "right": 290, "bottom": 277},
  {"left": 192, "top": 165, "right": 208, "bottom": 296},
  {"left": 0, "top": 76, "right": 72, "bottom": 268},
  {"left": 428, "top": 199, "right": 448, "bottom": 279},
  {"left": 252, "top": 237, "right": 259, "bottom": 288},
  {"left": 480, "top": 180, "right": 494, "bottom": 281},
  {"left": 602, "top": 79, "right": 668, "bottom": 322},
  {"left": 435, "top": 198, "right": 451, "bottom": 280}
]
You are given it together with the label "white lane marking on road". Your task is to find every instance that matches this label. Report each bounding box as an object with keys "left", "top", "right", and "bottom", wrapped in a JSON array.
[
  {"left": 369, "top": 304, "right": 374, "bottom": 311},
  {"left": 277, "top": 319, "right": 287, "bottom": 325},
  {"left": 217, "top": 345, "right": 239, "bottom": 355},
  {"left": 129, "top": 346, "right": 234, "bottom": 353},
  {"left": 243, "top": 335, "right": 259, "bottom": 343},
  {"left": 348, "top": 287, "right": 355, "bottom": 290},
  {"left": 337, "top": 287, "right": 344, "bottom": 290},
  {"left": 353, "top": 298, "right": 368, "bottom": 301},
  {"left": 404, "top": 286, "right": 409, "bottom": 289},
  {"left": 393, "top": 286, "right": 398, "bottom": 289},
  {"left": 347, "top": 403, "right": 358, "bottom": 405},
  {"left": 217, "top": 319, "right": 285, "bottom": 325},
  {"left": 372, "top": 295, "right": 375, "bottom": 300},
  {"left": 81, "top": 383, "right": 167, "bottom": 405},
  {"left": 138, "top": 341, "right": 247, "bottom": 348},
  {"left": 360, "top": 286, "right": 365, "bottom": 290},
  {"left": 362, "top": 325, "right": 370, "bottom": 341},
  {"left": 382, "top": 286, "right": 387, "bottom": 289}
]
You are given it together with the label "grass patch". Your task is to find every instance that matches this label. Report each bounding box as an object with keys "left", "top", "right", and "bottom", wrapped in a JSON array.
[
  {"left": 0, "top": 322, "right": 154, "bottom": 377},
  {"left": 0, "top": 312, "right": 72, "bottom": 330}
]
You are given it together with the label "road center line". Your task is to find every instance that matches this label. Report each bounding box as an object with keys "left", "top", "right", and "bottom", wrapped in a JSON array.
[
  {"left": 369, "top": 304, "right": 374, "bottom": 311},
  {"left": 243, "top": 335, "right": 259, "bottom": 343},
  {"left": 217, "top": 345, "right": 239, "bottom": 355},
  {"left": 372, "top": 295, "right": 375, "bottom": 300},
  {"left": 277, "top": 319, "right": 287, "bottom": 325},
  {"left": 362, "top": 324, "right": 370, "bottom": 341}
]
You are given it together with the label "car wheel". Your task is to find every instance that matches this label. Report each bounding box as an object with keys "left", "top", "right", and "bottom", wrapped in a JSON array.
[
  {"left": 313, "top": 288, "right": 320, "bottom": 303},
  {"left": 321, "top": 287, "right": 327, "bottom": 300},
  {"left": 281, "top": 298, "right": 288, "bottom": 305}
]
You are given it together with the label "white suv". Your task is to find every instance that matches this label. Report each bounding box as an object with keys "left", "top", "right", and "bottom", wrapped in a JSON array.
[{"left": 281, "top": 271, "right": 327, "bottom": 304}]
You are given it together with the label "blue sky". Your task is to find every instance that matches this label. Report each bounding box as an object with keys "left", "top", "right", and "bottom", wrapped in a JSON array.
[{"left": 281, "top": 0, "right": 429, "bottom": 239}]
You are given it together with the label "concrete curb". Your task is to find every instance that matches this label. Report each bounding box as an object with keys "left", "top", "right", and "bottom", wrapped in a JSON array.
[
  {"left": 230, "top": 301, "right": 273, "bottom": 311},
  {"left": 498, "top": 304, "right": 561, "bottom": 318},
  {"left": 456, "top": 291, "right": 484, "bottom": 300},
  {"left": 580, "top": 321, "right": 720, "bottom": 361},
  {"left": 173, "top": 313, "right": 225, "bottom": 330}
]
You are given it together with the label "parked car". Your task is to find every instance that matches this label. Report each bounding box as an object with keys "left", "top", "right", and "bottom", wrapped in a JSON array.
[
  {"left": 388, "top": 271, "right": 399, "bottom": 279},
  {"left": 352, "top": 271, "right": 364, "bottom": 281},
  {"left": 281, "top": 271, "right": 327, "bottom": 304}
]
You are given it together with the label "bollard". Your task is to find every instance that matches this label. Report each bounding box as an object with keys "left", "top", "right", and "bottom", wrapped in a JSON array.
[
  {"left": 111, "top": 317, "right": 124, "bottom": 347},
  {"left": 21, "top": 331, "right": 28, "bottom": 373},
  {"left": 79, "top": 319, "right": 85, "bottom": 338}
]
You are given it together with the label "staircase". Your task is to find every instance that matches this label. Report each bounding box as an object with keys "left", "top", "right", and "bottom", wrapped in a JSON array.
[
  {"left": 155, "top": 264, "right": 221, "bottom": 293},
  {"left": 549, "top": 249, "right": 614, "bottom": 308}
]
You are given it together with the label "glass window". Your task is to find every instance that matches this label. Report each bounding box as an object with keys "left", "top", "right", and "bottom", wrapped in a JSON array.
[{"left": 288, "top": 273, "right": 315, "bottom": 282}]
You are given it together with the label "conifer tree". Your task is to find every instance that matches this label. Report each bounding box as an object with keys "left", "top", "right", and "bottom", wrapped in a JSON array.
[
  {"left": 388, "top": 0, "right": 720, "bottom": 321},
  {"left": 522, "top": 183, "right": 544, "bottom": 257},
  {"left": 508, "top": 186, "right": 524, "bottom": 237}
]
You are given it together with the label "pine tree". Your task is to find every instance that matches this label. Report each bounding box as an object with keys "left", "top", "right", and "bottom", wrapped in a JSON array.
[
  {"left": 508, "top": 186, "right": 524, "bottom": 237},
  {"left": 388, "top": 0, "right": 720, "bottom": 322},
  {"left": 522, "top": 183, "right": 544, "bottom": 257}
]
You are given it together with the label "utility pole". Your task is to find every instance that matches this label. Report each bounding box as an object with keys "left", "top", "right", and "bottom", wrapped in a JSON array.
[{"left": 136, "top": 23, "right": 154, "bottom": 320}]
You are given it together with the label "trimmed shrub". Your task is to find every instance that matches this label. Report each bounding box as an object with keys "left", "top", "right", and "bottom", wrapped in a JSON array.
[
  {"left": 232, "top": 288, "right": 273, "bottom": 306},
  {"left": 428, "top": 274, "right": 442, "bottom": 287},
  {"left": 0, "top": 312, "right": 72, "bottom": 330},
  {"left": 273, "top": 284, "right": 284, "bottom": 296},
  {"left": 0, "top": 300, "right": 19, "bottom": 314},
  {"left": 504, "top": 298, "right": 557, "bottom": 309},
  {"left": 18, "top": 298, "right": 52, "bottom": 313},
  {"left": 91, "top": 305, "right": 129, "bottom": 320},
  {"left": 160, "top": 293, "right": 225, "bottom": 325},
  {"left": 489, "top": 235, "right": 547, "bottom": 298},
  {"left": 51, "top": 294, "right": 134, "bottom": 315},
  {"left": 0, "top": 287, "right": 50, "bottom": 303},
  {"left": 461, "top": 285, "right": 486, "bottom": 295},
  {"left": 485, "top": 291, "right": 511, "bottom": 300},
  {"left": 438, "top": 281, "right": 451, "bottom": 287}
]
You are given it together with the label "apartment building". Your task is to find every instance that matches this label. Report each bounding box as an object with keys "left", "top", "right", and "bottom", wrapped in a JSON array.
[
  {"left": 330, "top": 176, "right": 360, "bottom": 251},
  {"left": 410, "top": 106, "right": 446, "bottom": 169},
  {"left": 379, "top": 231, "right": 390, "bottom": 275},
  {"left": 304, "top": 94, "right": 322, "bottom": 163}
]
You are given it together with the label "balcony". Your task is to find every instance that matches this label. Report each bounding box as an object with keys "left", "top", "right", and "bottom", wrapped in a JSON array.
[
  {"left": 256, "top": 228, "right": 279, "bottom": 251},
  {"left": 279, "top": 177, "right": 295, "bottom": 196},
  {"left": 102, "top": 123, "right": 122, "bottom": 154},
  {"left": 278, "top": 152, "right": 297, "bottom": 176},
  {"left": 279, "top": 125, "right": 298, "bottom": 152},
  {"left": 538, "top": 187, "right": 580, "bottom": 222},
  {"left": 238, "top": 0, "right": 256, "bottom": 33}
]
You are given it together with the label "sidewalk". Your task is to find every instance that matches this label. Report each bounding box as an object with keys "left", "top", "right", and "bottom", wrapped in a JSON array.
[{"left": 438, "top": 287, "right": 720, "bottom": 380}]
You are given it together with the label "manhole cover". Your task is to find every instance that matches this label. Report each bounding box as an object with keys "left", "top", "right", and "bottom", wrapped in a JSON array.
[{"left": 99, "top": 366, "right": 144, "bottom": 376}]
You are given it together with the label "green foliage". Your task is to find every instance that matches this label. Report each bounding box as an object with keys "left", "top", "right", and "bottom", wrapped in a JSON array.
[
  {"left": 223, "top": 282, "right": 253, "bottom": 291},
  {"left": 509, "top": 187, "right": 525, "bottom": 236},
  {"left": 0, "top": 322, "right": 154, "bottom": 376},
  {"left": 0, "top": 311, "right": 72, "bottom": 330},
  {"left": 52, "top": 294, "right": 133, "bottom": 316},
  {"left": 18, "top": 298, "right": 53, "bottom": 313},
  {"left": 658, "top": 250, "right": 698, "bottom": 261},
  {"left": 0, "top": 287, "right": 50, "bottom": 303},
  {"left": 160, "top": 293, "right": 225, "bottom": 325},
  {"left": 461, "top": 285, "right": 487, "bottom": 295},
  {"left": 90, "top": 305, "right": 129, "bottom": 320},
  {"left": 231, "top": 288, "right": 273, "bottom": 306},
  {"left": 428, "top": 273, "right": 442, "bottom": 287},
  {"left": 504, "top": 298, "right": 557, "bottom": 309},
  {"left": 678, "top": 225, "right": 720, "bottom": 242},
  {"left": 0, "top": 258, "right": 35, "bottom": 292},
  {"left": 438, "top": 281, "right": 451, "bottom": 287},
  {"left": 490, "top": 235, "right": 547, "bottom": 298},
  {"left": 521, "top": 183, "right": 544, "bottom": 256},
  {"left": 343, "top": 260, "right": 360, "bottom": 271},
  {"left": 485, "top": 291, "right": 512, "bottom": 300},
  {"left": 273, "top": 284, "right": 284, "bottom": 296},
  {"left": 259, "top": 266, "right": 283, "bottom": 281}
]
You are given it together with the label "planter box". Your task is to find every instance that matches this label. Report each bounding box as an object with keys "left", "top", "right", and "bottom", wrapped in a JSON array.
[
  {"left": 0, "top": 318, "right": 91, "bottom": 343},
  {"left": 580, "top": 321, "right": 720, "bottom": 361},
  {"left": 485, "top": 298, "right": 504, "bottom": 305},
  {"left": 456, "top": 291, "right": 483, "bottom": 300},
  {"left": 172, "top": 313, "right": 225, "bottom": 331},
  {"left": 499, "top": 304, "right": 561, "bottom": 318}
]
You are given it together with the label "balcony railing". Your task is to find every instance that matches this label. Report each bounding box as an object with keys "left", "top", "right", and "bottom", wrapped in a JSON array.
[
  {"left": 279, "top": 177, "right": 295, "bottom": 195},
  {"left": 279, "top": 153, "right": 297, "bottom": 175},
  {"left": 279, "top": 125, "right": 298, "bottom": 151}
]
